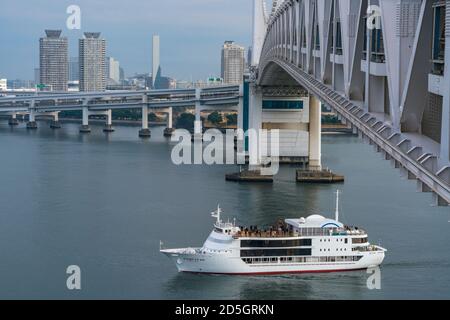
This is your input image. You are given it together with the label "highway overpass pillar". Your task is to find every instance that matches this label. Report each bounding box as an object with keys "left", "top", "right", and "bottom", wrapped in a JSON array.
[
  {"left": 80, "top": 106, "right": 91, "bottom": 133},
  {"left": 139, "top": 96, "right": 151, "bottom": 138},
  {"left": 164, "top": 107, "right": 174, "bottom": 137},
  {"left": 237, "top": 85, "right": 244, "bottom": 131},
  {"left": 309, "top": 95, "right": 322, "bottom": 170},
  {"left": 103, "top": 109, "right": 114, "bottom": 133},
  {"left": 8, "top": 113, "right": 19, "bottom": 126},
  {"left": 26, "top": 105, "right": 37, "bottom": 129},
  {"left": 50, "top": 112, "right": 61, "bottom": 129},
  {"left": 248, "top": 85, "right": 262, "bottom": 168},
  {"left": 193, "top": 89, "right": 202, "bottom": 141}
]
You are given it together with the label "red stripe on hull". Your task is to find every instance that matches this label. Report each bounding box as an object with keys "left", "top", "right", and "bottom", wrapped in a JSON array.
[{"left": 182, "top": 268, "right": 367, "bottom": 276}]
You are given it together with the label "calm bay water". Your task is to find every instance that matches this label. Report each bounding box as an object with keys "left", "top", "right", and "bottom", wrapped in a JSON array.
[{"left": 0, "top": 120, "right": 449, "bottom": 299}]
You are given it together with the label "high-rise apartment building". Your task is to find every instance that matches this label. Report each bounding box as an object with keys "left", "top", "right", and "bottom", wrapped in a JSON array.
[
  {"left": 39, "top": 30, "right": 68, "bottom": 91},
  {"left": 68, "top": 57, "right": 79, "bottom": 82},
  {"left": 34, "top": 68, "right": 40, "bottom": 85},
  {"left": 221, "top": 41, "right": 245, "bottom": 85},
  {"left": 79, "top": 32, "right": 106, "bottom": 92}
]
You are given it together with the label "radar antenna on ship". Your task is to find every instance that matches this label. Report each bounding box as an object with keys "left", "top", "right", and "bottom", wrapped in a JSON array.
[{"left": 211, "top": 204, "right": 222, "bottom": 224}]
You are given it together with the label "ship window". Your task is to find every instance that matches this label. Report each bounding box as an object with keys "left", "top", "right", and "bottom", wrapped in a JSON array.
[
  {"left": 240, "top": 248, "right": 312, "bottom": 258},
  {"left": 352, "top": 237, "right": 368, "bottom": 244},
  {"left": 345, "top": 239, "right": 348, "bottom": 244}
]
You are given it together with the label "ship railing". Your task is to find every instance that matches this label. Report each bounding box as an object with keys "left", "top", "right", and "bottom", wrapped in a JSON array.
[
  {"left": 352, "top": 245, "right": 381, "bottom": 252},
  {"left": 234, "top": 227, "right": 367, "bottom": 239},
  {"left": 242, "top": 255, "right": 362, "bottom": 265}
]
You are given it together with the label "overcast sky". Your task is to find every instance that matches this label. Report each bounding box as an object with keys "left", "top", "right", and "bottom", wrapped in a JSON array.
[{"left": 0, "top": 0, "right": 265, "bottom": 81}]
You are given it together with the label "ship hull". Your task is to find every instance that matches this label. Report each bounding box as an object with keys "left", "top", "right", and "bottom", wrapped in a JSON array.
[{"left": 161, "top": 249, "right": 385, "bottom": 275}]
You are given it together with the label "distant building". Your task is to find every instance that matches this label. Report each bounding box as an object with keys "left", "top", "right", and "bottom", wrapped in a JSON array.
[
  {"left": 0, "top": 78, "right": 7, "bottom": 91},
  {"left": 128, "top": 73, "right": 149, "bottom": 90},
  {"left": 176, "top": 80, "right": 191, "bottom": 89},
  {"left": 152, "top": 35, "right": 161, "bottom": 89},
  {"left": 221, "top": 41, "right": 245, "bottom": 85},
  {"left": 79, "top": 32, "right": 106, "bottom": 92},
  {"left": 247, "top": 46, "right": 253, "bottom": 68},
  {"left": 34, "top": 68, "right": 40, "bottom": 85},
  {"left": 39, "top": 30, "right": 68, "bottom": 91},
  {"left": 68, "top": 57, "right": 79, "bottom": 82},
  {"left": 6, "top": 79, "right": 35, "bottom": 90},
  {"left": 106, "top": 57, "right": 120, "bottom": 84},
  {"left": 119, "top": 67, "right": 125, "bottom": 82}
]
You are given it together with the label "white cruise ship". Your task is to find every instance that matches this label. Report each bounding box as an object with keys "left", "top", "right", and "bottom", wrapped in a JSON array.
[{"left": 161, "top": 192, "right": 386, "bottom": 275}]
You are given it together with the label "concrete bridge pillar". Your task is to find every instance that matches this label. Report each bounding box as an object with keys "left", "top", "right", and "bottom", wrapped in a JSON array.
[
  {"left": 237, "top": 85, "right": 244, "bottom": 132},
  {"left": 163, "top": 107, "right": 174, "bottom": 137},
  {"left": 139, "top": 95, "right": 151, "bottom": 138},
  {"left": 194, "top": 89, "right": 203, "bottom": 140},
  {"left": 440, "top": 3, "right": 450, "bottom": 163},
  {"left": 309, "top": 95, "right": 322, "bottom": 170},
  {"left": 248, "top": 85, "right": 263, "bottom": 167},
  {"left": 80, "top": 105, "right": 91, "bottom": 133},
  {"left": 8, "top": 112, "right": 19, "bottom": 126},
  {"left": 103, "top": 109, "right": 114, "bottom": 133},
  {"left": 26, "top": 101, "right": 37, "bottom": 129},
  {"left": 50, "top": 112, "right": 61, "bottom": 129},
  {"left": 236, "top": 85, "right": 245, "bottom": 154}
]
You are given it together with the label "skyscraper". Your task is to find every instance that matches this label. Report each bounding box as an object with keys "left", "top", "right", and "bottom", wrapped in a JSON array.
[
  {"left": 68, "top": 57, "right": 79, "bottom": 82},
  {"left": 79, "top": 32, "right": 106, "bottom": 92},
  {"left": 247, "top": 46, "right": 253, "bottom": 69},
  {"left": 221, "top": 41, "right": 245, "bottom": 85},
  {"left": 119, "top": 67, "right": 125, "bottom": 82},
  {"left": 34, "top": 68, "right": 40, "bottom": 85},
  {"left": 39, "top": 30, "right": 68, "bottom": 91},
  {"left": 152, "top": 35, "right": 161, "bottom": 89}
]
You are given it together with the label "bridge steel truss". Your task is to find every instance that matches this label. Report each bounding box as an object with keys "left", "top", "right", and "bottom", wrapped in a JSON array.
[{"left": 256, "top": 0, "right": 450, "bottom": 205}]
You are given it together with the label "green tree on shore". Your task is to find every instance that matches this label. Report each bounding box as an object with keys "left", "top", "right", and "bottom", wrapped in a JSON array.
[
  {"left": 176, "top": 113, "right": 196, "bottom": 131},
  {"left": 208, "top": 111, "right": 223, "bottom": 125}
]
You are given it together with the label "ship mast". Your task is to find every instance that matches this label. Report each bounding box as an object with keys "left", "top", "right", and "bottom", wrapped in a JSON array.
[
  {"left": 211, "top": 204, "right": 222, "bottom": 225},
  {"left": 335, "top": 190, "right": 340, "bottom": 222}
]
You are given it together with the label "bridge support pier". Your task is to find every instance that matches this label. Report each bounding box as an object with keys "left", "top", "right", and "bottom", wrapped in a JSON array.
[
  {"left": 50, "top": 112, "right": 61, "bottom": 129},
  {"left": 193, "top": 89, "right": 203, "bottom": 141},
  {"left": 80, "top": 107, "right": 91, "bottom": 133},
  {"left": 103, "top": 109, "right": 114, "bottom": 133},
  {"left": 8, "top": 113, "right": 19, "bottom": 126},
  {"left": 139, "top": 104, "right": 151, "bottom": 138},
  {"left": 308, "top": 95, "right": 322, "bottom": 170},
  {"left": 417, "top": 180, "right": 432, "bottom": 193},
  {"left": 433, "top": 193, "right": 449, "bottom": 207},
  {"left": 163, "top": 107, "right": 174, "bottom": 137},
  {"left": 26, "top": 108, "right": 37, "bottom": 130}
]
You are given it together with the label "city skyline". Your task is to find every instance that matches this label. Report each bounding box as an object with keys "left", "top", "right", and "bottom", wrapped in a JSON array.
[{"left": 0, "top": 0, "right": 254, "bottom": 81}]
